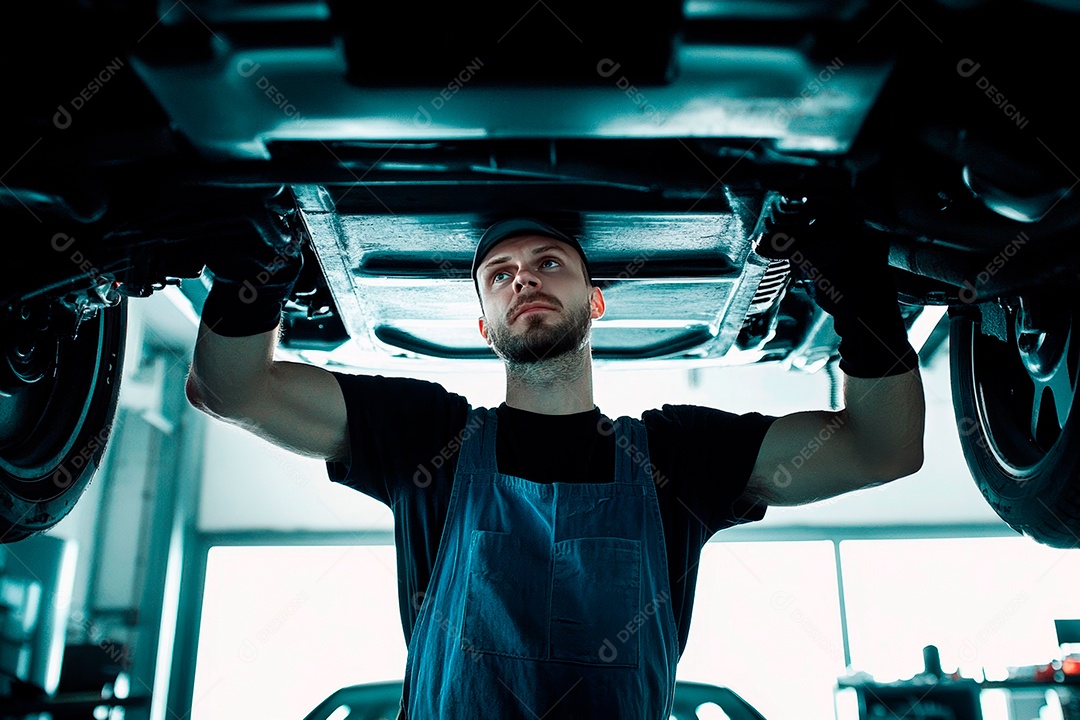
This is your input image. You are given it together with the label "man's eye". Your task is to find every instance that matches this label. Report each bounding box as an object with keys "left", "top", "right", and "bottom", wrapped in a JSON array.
[
  {"left": 541, "top": 259, "right": 560, "bottom": 269},
  {"left": 492, "top": 271, "right": 510, "bottom": 283}
]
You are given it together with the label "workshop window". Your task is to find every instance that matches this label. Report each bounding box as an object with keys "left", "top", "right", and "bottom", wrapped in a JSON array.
[
  {"left": 188, "top": 536, "right": 1073, "bottom": 720},
  {"left": 191, "top": 545, "right": 405, "bottom": 720},
  {"left": 839, "top": 536, "right": 1080, "bottom": 683},
  {"left": 678, "top": 540, "right": 844, "bottom": 720}
]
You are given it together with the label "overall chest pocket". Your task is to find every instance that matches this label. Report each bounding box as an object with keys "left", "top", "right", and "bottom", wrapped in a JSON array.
[
  {"left": 461, "top": 530, "right": 551, "bottom": 661},
  {"left": 460, "top": 530, "right": 642, "bottom": 668},
  {"left": 550, "top": 536, "right": 641, "bottom": 667}
]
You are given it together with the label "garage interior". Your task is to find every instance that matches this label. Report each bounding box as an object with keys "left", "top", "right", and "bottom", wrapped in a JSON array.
[
  {"left": 3, "top": 0, "right": 1080, "bottom": 718},
  {"left": 2, "top": 283, "right": 1078, "bottom": 720}
]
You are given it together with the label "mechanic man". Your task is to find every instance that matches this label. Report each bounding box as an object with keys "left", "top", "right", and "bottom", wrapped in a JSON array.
[{"left": 186, "top": 208, "right": 925, "bottom": 719}]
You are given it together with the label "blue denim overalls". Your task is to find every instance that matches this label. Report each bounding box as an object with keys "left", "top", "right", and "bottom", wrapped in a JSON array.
[{"left": 402, "top": 407, "right": 679, "bottom": 719}]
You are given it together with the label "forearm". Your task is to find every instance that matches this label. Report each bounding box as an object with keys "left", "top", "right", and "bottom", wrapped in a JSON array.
[
  {"left": 841, "top": 367, "right": 926, "bottom": 478},
  {"left": 186, "top": 323, "right": 348, "bottom": 459},
  {"left": 188, "top": 322, "right": 277, "bottom": 417},
  {"left": 748, "top": 366, "right": 926, "bottom": 506}
]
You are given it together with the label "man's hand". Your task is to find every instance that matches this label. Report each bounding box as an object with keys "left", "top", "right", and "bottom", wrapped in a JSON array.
[
  {"left": 199, "top": 191, "right": 305, "bottom": 338},
  {"left": 752, "top": 192, "right": 919, "bottom": 379},
  {"left": 752, "top": 194, "right": 884, "bottom": 315}
]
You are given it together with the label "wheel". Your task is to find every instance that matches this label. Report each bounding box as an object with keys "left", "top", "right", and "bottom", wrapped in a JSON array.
[
  {"left": 0, "top": 297, "right": 126, "bottom": 543},
  {"left": 950, "top": 296, "right": 1080, "bottom": 548}
]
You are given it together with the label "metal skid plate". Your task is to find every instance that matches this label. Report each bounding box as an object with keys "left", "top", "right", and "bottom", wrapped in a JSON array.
[{"left": 294, "top": 184, "right": 770, "bottom": 367}]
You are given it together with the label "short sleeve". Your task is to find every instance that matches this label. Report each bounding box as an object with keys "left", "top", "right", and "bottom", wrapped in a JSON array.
[
  {"left": 644, "top": 404, "right": 777, "bottom": 535},
  {"left": 326, "top": 373, "right": 470, "bottom": 507}
]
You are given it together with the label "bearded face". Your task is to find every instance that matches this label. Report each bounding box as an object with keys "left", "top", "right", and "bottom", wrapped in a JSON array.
[{"left": 484, "top": 295, "right": 593, "bottom": 364}]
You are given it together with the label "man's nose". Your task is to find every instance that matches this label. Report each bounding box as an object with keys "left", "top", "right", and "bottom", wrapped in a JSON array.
[{"left": 513, "top": 269, "right": 541, "bottom": 292}]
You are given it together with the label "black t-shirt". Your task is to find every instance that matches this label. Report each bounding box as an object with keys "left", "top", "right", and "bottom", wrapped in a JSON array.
[{"left": 326, "top": 373, "right": 777, "bottom": 657}]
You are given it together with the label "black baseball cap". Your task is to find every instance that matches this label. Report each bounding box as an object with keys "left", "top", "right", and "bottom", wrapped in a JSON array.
[{"left": 471, "top": 218, "right": 592, "bottom": 294}]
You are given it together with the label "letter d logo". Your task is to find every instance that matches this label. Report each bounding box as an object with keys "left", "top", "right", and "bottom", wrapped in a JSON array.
[
  {"left": 956, "top": 58, "right": 980, "bottom": 78},
  {"left": 54, "top": 104, "right": 73, "bottom": 130},
  {"left": 54, "top": 466, "right": 73, "bottom": 489},
  {"left": 958, "top": 280, "right": 978, "bottom": 304},
  {"left": 413, "top": 464, "right": 433, "bottom": 488},
  {"left": 596, "top": 58, "right": 621, "bottom": 78},
  {"left": 413, "top": 105, "right": 432, "bottom": 128},
  {"left": 773, "top": 464, "right": 792, "bottom": 488},
  {"left": 51, "top": 232, "right": 76, "bottom": 252},
  {"left": 237, "top": 58, "right": 261, "bottom": 78},
  {"left": 770, "top": 232, "right": 795, "bottom": 254},
  {"left": 239, "top": 280, "right": 258, "bottom": 304}
]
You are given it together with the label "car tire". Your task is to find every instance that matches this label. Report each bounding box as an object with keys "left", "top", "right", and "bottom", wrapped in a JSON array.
[
  {"left": 950, "top": 296, "right": 1080, "bottom": 548},
  {"left": 0, "top": 298, "right": 126, "bottom": 543}
]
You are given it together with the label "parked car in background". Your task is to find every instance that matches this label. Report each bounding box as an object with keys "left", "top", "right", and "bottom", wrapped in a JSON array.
[{"left": 300, "top": 679, "right": 768, "bottom": 720}]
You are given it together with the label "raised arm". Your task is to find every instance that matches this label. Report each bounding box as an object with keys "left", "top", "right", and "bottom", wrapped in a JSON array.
[
  {"left": 185, "top": 203, "right": 349, "bottom": 461},
  {"left": 744, "top": 195, "right": 926, "bottom": 506},
  {"left": 187, "top": 325, "right": 348, "bottom": 461},
  {"left": 747, "top": 369, "right": 924, "bottom": 505}
]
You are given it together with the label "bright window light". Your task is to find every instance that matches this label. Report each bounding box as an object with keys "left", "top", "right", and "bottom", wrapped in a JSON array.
[
  {"left": 840, "top": 536, "right": 1080, "bottom": 683},
  {"left": 191, "top": 545, "right": 405, "bottom": 720},
  {"left": 188, "top": 535, "right": 1071, "bottom": 720},
  {"left": 677, "top": 540, "right": 843, "bottom": 720}
]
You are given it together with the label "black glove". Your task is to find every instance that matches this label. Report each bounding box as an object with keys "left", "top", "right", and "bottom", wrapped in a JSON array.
[
  {"left": 753, "top": 194, "right": 918, "bottom": 378},
  {"left": 200, "top": 201, "right": 304, "bottom": 338}
]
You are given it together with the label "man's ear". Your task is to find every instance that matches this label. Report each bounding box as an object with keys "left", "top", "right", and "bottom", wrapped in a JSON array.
[
  {"left": 478, "top": 316, "right": 490, "bottom": 344},
  {"left": 589, "top": 286, "right": 605, "bottom": 320}
]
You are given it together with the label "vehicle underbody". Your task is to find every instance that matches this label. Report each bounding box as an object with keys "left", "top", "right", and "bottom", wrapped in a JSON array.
[{"left": 4, "top": 0, "right": 1080, "bottom": 545}]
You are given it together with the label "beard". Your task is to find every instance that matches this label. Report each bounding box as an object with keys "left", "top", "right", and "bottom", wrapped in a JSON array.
[{"left": 486, "top": 298, "right": 592, "bottom": 365}]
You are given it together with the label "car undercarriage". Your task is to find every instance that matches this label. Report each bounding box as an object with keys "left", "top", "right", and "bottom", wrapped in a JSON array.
[{"left": 4, "top": 0, "right": 1080, "bottom": 545}]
